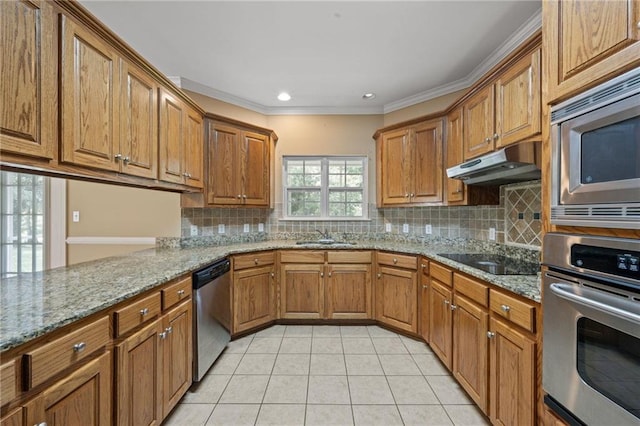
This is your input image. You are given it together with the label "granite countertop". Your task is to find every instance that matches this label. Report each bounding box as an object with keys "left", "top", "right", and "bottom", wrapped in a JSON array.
[{"left": 0, "top": 240, "right": 540, "bottom": 352}]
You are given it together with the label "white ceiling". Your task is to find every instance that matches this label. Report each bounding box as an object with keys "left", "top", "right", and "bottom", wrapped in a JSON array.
[{"left": 79, "top": 1, "right": 541, "bottom": 115}]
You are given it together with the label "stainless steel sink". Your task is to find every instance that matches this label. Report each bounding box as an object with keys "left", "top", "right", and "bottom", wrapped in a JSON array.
[{"left": 295, "top": 240, "right": 357, "bottom": 247}]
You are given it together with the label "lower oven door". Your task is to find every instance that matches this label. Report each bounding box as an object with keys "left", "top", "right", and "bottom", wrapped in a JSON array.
[{"left": 542, "top": 270, "right": 640, "bottom": 425}]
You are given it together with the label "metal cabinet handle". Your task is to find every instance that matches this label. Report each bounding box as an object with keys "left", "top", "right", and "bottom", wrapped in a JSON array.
[
  {"left": 328, "top": 272, "right": 332, "bottom": 277},
  {"left": 485, "top": 137, "right": 491, "bottom": 143},
  {"left": 177, "top": 289, "right": 185, "bottom": 297},
  {"left": 377, "top": 273, "right": 381, "bottom": 278},
  {"left": 140, "top": 308, "right": 149, "bottom": 316},
  {"left": 500, "top": 304, "right": 511, "bottom": 313},
  {"left": 243, "top": 195, "right": 247, "bottom": 199},
  {"left": 123, "top": 156, "right": 130, "bottom": 164},
  {"left": 393, "top": 258, "right": 398, "bottom": 264},
  {"left": 450, "top": 304, "right": 457, "bottom": 311},
  {"left": 73, "top": 342, "right": 86, "bottom": 352},
  {"left": 34, "top": 423, "right": 48, "bottom": 426},
  {"left": 237, "top": 195, "right": 242, "bottom": 198},
  {"left": 422, "top": 285, "right": 428, "bottom": 289},
  {"left": 487, "top": 331, "right": 495, "bottom": 339},
  {"left": 159, "top": 331, "right": 167, "bottom": 339},
  {"left": 444, "top": 300, "right": 450, "bottom": 305},
  {"left": 114, "top": 153, "right": 122, "bottom": 161},
  {"left": 165, "top": 326, "right": 173, "bottom": 334},
  {"left": 410, "top": 193, "right": 415, "bottom": 197},
  {"left": 270, "top": 272, "right": 275, "bottom": 278},
  {"left": 405, "top": 193, "right": 409, "bottom": 198},
  {"left": 183, "top": 172, "right": 189, "bottom": 177},
  {"left": 493, "top": 133, "right": 499, "bottom": 140},
  {"left": 254, "top": 258, "right": 259, "bottom": 264}
]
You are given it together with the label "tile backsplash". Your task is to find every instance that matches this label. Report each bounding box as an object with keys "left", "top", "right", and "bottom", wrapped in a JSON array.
[{"left": 181, "top": 180, "right": 542, "bottom": 249}]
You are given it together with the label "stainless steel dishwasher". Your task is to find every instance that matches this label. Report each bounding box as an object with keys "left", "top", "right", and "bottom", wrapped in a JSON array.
[{"left": 192, "top": 258, "right": 231, "bottom": 382}]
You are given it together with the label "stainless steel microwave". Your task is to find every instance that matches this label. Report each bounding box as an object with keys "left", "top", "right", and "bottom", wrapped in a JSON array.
[{"left": 551, "top": 67, "right": 640, "bottom": 229}]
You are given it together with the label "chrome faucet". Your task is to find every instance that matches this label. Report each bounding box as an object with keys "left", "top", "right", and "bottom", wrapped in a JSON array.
[{"left": 316, "top": 229, "right": 331, "bottom": 240}]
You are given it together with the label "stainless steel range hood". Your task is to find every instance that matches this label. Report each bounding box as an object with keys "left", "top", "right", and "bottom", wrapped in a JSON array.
[{"left": 446, "top": 141, "right": 541, "bottom": 186}]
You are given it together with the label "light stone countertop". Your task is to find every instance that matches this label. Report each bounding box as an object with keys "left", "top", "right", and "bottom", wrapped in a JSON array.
[{"left": 0, "top": 240, "right": 540, "bottom": 352}]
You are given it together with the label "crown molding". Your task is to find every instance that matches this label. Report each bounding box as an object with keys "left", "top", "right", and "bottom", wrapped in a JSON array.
[{"left": 178, "top": 8, "right": 541, "bottom": 116}]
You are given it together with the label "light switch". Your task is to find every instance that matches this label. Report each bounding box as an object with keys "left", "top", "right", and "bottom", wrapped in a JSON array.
[
  {"left": 385, "top": 223, "right": 392, "bottom": 233},
  {"left": 489, "top": 227, "right": 496, "bottom": 241},
  {"left": 425, "top": 224, "right": 432, "bottom": 235},
  {"left": 72, "top": 211, "right": 80, "bottom": 222}
]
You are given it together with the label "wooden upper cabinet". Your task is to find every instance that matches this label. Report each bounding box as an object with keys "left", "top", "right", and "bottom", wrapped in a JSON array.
[
  {"left": 379, "top": 128, "right": 411, "bottom": 205},
  {"left": 119, "top": 60, "right": 158, "bottom": 179},
  {"left": 495, "top": 48, "right": 541, "bottom": 148},
  {"left": 463, "top": 84, "right": 494, "bottom": 160},
  {"left": 413, "top": 120, "right": 443, "bottom": 203},
  {"left": 184, "top": 107, "right": 204, "bottom": 189},
  {"left": 545, "top": 0, "right": 640, "bottom": 102},
  {"left": 60, "top": 15, "right": 120, "bottom": 172},
  {"left": 445, "top": 108, "right": 465, "bottom": 203},
  {"left": 159, "top": 89, "right": 185, "bottom": 184},
  {"left": 159, "top": 89, "right": 203, "bottom": 188},
  {"left": 1, "top": 0, "right": 57, "bottom": 161},
  {"left": 205, "top": 120, "right": 273, "bottom": 207},
  {"left": 377, "top": 119, "right": 443, "bottom": 207}
]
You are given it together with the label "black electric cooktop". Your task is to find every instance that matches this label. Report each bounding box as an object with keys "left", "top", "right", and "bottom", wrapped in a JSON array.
[{"left": 437, "top": 253, "right": 540, "bottom": 275}]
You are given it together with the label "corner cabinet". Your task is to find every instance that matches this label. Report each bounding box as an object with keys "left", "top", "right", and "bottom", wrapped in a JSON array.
[
  {"left": 376, "top": 118, "right": 443, "bottom": 207},
  {"left": 1, "top": 0, "right": 57, "bottom": 161},
  {"left": 159, "top": 89, "right": 204, "bottom": 188},
  {"left": 544, "top": 0, "right": 640, "bottom": 103}
]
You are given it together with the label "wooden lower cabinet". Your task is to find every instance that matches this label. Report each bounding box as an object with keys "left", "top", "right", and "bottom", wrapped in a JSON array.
[
  {"left": 280, "top": 263, "right": 325, "bottom": 319},
  {"left": 489, "top": 317, "right": 535, "bottom": 426},
  {"left": 233, "top": 265, "right": 276, "bottom": 333},
  {"left": 161, "top": 300, "right": 192, "bottom": 417},
  {"left": 326, "top": 264, "right": 372, "bottom": 319},
  {"left": 0, "top": 407, "right": 23, "bottom": 426},
  {"left": 24, "top": 351, "right": 111, "bottom": 426},
  {"left": 419, "top": 259, "right": 430, "bottom": 342},
  {"left": 376, "top": 265, "right": 418, "bottom": 333},
  {"left": 115, "top": 320, "right": 163, "bottom": 426},
  {"left": 452, "top": 294, "right": 489, "bottom": 414},
  {"left": 429, "top": 280, "right": 453, "bottom": 370}
]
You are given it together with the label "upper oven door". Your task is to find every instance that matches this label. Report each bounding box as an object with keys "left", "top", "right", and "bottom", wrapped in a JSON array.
[{"left": 559, "top": 92, "right": 640, "bottom": 205}]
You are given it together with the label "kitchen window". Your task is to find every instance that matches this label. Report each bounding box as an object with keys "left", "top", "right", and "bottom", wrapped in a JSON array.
[{"left": 283, "top": 156, "right": 368, "bottom": 220}]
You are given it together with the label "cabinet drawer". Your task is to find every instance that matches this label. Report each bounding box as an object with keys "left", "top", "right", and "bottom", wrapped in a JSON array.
[
  {"left": 280, "top": 250, "right": 325, "bottom": 263},
  {"left": 327, "top": 250, "right": 372, "bottom": 264},
  {"left": 162, "top": 277, "right": 192, "bottom": 310},
  {"left": 490, "top": 289, "right": 536, "bottom": 333},
  {"left": 420, "top": 258, "right": 429, "bottom": 276},
  {"left": 114, "top": 292, "right": 162, "bottom": 337},
  {"left": 454, "top": 274, "right": 488, "bottom": 307},
  {"left": 234, "top": 251, "right": 275, "bottom": 270},
  {"left": 1, "top": 359, "right": 17, "bottom": 404},
  {"left": 24, "top": 316, "right": 110, "bottom": 389},
  {"left": 377, "top": 252, "right": 417, "bottom": 270},
  {"left": 430, "top": 262, "right": 453, "bottom": 286}
]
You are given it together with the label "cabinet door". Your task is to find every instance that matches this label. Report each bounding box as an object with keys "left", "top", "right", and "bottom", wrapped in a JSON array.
[
  {"left": 159, "top": 89, "right": 184, "bottom": 184},
  {"left": 445, "top": 109, "right": 465, "bottom": 204},
  {"left": 0, "top": 407, "right": 23, "bottom": 426},
  {"left": 419, "top": 260, "right": 430, "bottom": 343},
  {"left": 495, "top": 49, "right": 541, "bottom": 148},
  {"left": 376, "top": 266, "right": 417, "bottom": 333},
  {"left": 280, "top": 264, "right": 324, "bottom": 319},
  {"left": 429, "top": 280, "right": 453, "bottom": 370},
  {"left": 489, "top": 317, "right": 535, "bottom": 426},
  {"left": 326, "top": 264, "right": 371, "bottom": 319},
  {"left": 379, "top": 129, "right": 411, "bottom": 205},
  {"left": 120, "top": 60, "right": 158, "bottom": 179},
  {"left": 24, "top": 351, "right": 111, "bottom": 426},
  {"left": 184, "top": 107, "right": 204, "bottom": 188},
  {"left": 452, "top": 294, "right": 489, "bottom": 414},
  {"left": 463, "top": 84, "right": 494, "bottom": 160},
  {"left": 60, "top": 16, "right": 120, "bottom": 171},
  {"left": 545, "top": 0, "right": 640, "bottom": 101},
  {"left": 208, "top": 123, "right": 242, "bottom": 205},
  {"left": 233, "top": 265, "right": 275, "bottom": 333},
  {"left": 412, "top": 120, "right": 443, "bottom": 203},
  {"left": 161, "top": 300, "right": 193, "bottom": 418},
  {"left": 115, "top": 320, "right": 163, "bottom": 426},
  {"left": 1, "top": 0, "right": 56, "bottom": 160},
  {"left": 242, "top": 131, "right": 270, "bottom": 206}
]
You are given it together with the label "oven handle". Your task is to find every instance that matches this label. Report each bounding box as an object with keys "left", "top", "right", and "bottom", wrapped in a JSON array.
[{"left": 549, "top": 283, "right": 640, "bottom": 325}]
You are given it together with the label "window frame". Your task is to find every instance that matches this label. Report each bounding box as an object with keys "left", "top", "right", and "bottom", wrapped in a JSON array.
[{"left": 282, "top": 155, "right": 369, "bottom": 221}]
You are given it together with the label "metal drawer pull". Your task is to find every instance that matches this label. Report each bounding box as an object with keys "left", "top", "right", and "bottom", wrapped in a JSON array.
[
  {"left": 320, "top": 272, "right": 324, "bottom": 277},
  {"left": 34, "top": 423, "right": 48, "bottom": 426},
  {"left": 328, "top": 272, "right": 332, "bottom": 277},
  {"left": 140, "top": 308, "right": 149, "bottom": 316},
  {"left": 271, "top": 272, "right": 275, "bottom": 278},
  {"left": 177, "top": 289, "right": 185, "bottom": 296},
  {"left": 393, "top": 258, "right": 398, "bottom": 264},
  {"left": 72, "top": 342, "right": 86, "bottom": 352},
  {"left": 450, "top": 304, "right": 457, "bottom": 311},
  {"left": 165, "top": 326, "right": 173, "bottom": 334},
  {"left": 159, "top": 331, "right": 167, "bottom": 339},
  {"left": 377, "top": 273, "right": 381, "bottom": 278},
  {"left": 254, "top": 258, "right": 259, "bottom": 264},
  {"left": 493, "top": 133, "right": 499, "bottom": 140},
  {"left": 444, "top": 300, "right": 450, "bottom": 305},
  {"left": 487, "top": 331, "right": 495, "bottom": 339},
  {"left": 422, "top": 285, "right": 428, "bottom": 289},
  {"left": 500, "top": 304, "right": 511, "bottom": 312}
]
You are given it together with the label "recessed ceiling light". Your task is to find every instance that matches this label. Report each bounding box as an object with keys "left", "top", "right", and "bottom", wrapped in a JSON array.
[
  {"left": 277, "top": 92, "right": 291, "bottom": 101},
  {"left": 362, "top": 93, "right": 376, "bottom": 100}
]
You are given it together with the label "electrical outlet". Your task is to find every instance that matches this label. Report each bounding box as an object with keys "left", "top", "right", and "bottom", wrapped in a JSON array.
[
  {"left": 489, "top": 227, "right": 496, "bottom": 241},
  {"left": 258, "top": 223, "right": 264, "bottom": 232},
  {"left": 425, "top": 224, "right": 432, "bottom": 235},
  {"left": 402, "top": 223, "right": 409, "bottom": 233},
  {"left": 385, "top": 223, "right": 392, "bottom": 233},
  {"left": 72, "top": 211, "right": 80, "bottom": 222},
  {"left": 218, "top": 224, "right": 225, "bottom": 234},
  {"left": 243, "top": 223, "right": 250, "bottom": 233},
  {"left": 190, "top": 225, "right": 198, "bottom": 236}
]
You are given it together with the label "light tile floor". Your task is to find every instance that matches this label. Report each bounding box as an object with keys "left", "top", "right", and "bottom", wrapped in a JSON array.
[{"left": 164, "top": 325, "right": 489, "bottom": 426}]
